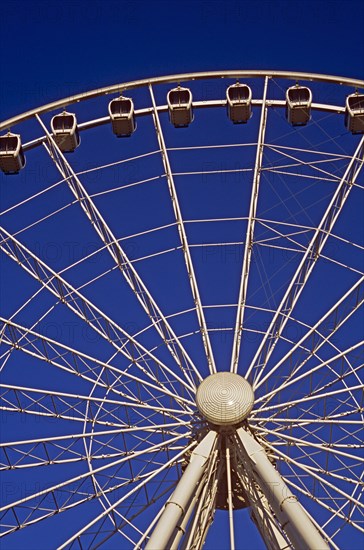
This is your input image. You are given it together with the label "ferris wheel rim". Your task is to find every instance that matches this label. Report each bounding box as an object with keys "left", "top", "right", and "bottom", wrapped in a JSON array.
[
  {"left": 1, "top": 69, "right": 364, "bottom": 132},
  {"left": 0, "top": 70, "right": 363, "bottom": 549}
]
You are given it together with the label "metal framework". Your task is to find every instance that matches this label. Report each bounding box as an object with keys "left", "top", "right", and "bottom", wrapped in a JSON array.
[{"left": 0, "top": 71, "right": 363, "bottom": 549}]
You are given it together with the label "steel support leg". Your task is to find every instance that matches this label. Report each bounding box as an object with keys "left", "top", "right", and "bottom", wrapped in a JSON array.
[
  {"left": 233, "top": 444, "right": 290, "bottom": 550},
  {"left": 146, "top": 431, "right": 217, "bottom": 550},
  {"left": 237, "top": 428, "right": 329, "bottom": 550}
]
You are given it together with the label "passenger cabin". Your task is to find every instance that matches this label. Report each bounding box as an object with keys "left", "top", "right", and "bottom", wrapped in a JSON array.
[
  {"left": 226, "top": 83, "right": 252, "bottom": 123},
  {"left": 286, "top": 85, "right": 312, "bottom": 126},
  {"left": 51, "top": 111, "right": 80, "bottom": 152},
  {"left": 108, "top": 96, "right": 136, "bottom": 137},
  {"left": 345, "top": 93, "right": 364, "bottom": 134},
  {"left": 167, "top": 87, "right": 193, "bottom": 127},
  {"left": 0, "top": 133, "right": 26, "bottom": 175}
]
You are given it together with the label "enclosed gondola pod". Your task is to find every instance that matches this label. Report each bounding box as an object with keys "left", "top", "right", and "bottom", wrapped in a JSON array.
[
  {"left": 0, "top": 133, "right": 26, "bottom": 175},
  {"left": 167, "top": 87, "right": 193, "bottom": 127},
  {"left": 345, "top": 93, "right": 364, "bottom": 134},
  {"left": 108, "top": 96, "right": 136, "bottom": 137},
  {"left": 51, "top": 111, "right": 80, "bottom": 152},
  {"left": 286, "top": 85, "right": 312, "bottom": 126},
  {"left": 226, "top": 83, "right": 252, "bottom": 124}
]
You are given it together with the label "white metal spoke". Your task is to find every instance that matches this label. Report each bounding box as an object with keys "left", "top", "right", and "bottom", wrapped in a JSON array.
[
  {"left": 1, "top": 433, "right": 189, "bottom": 472},
  {"left": 0, "top": 384, "right": 189, "bottom": 433},
  {"left": 58, "top": 437, "right": 197, "bottom": 549},
  {"left": 0, "top": 229, "right": 195, "bottom": 403},
  {"left": 263, "top": 440, "right": 364, "bottom": 513},
  {"left": 253, "top": 276, "right": 364, "bottom": 394},
  {"left": 88, "top": 480, "right": 178, "bottom": 549},
  {"left": 246, "top": 135, "right": 364, "bottom": 383},
  {"left": 251, "top": 417, "right": 364, "bottom": 426},
  {"left": 134, "top": 503, "right": 166, "bottom": 549},
  {"left": 0, "top": 383, "right": 186, "bottom": 415},
  {"left": 0, "top": 467, "right": 177, "bottom": 538},
  {"left": 276, "top": 444, "right": 361, "bottom": 542},
  {"left": 253, "top": 424, "right": 363, "bottom": 464},
  {"left": 0, "top": 318, "right": 194, "bottom": 410},
  {"left": 254, "top": 342, "right": 363, "bottom": 415},
  {"left": 284, "top": 477, "right": 363, "bottom": 539},
  {"left": 0, "top": 431, "right": 188, "bottom": 512},
  {"left": 0, "top": 318, "right": 193, "bottom": 411},
  {"left": 36, "top": 114, "right": 200, "bottom": 390},
  {"left": 0, "top": 432, "right": 189, "bottom": 536},
  {"left": 230, "top": 76, "right": 269, "bottom": 373},
  {"left": 256, "top": 216, "right": 364, "bottom": 251},
  {"left": 149, "top": 84, "right": 217, "bottom": 375},
  {"left": 254, "top": 381, "right": 363, "bottom": 419},
  {"left": 0, "top": 420, "right": 190, "bottom": 470},
  {"left": 255, "top": 352, "right": 362, "bottom": 416}
]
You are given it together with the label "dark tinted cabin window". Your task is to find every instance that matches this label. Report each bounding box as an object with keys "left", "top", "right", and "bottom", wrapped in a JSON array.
[
  {"left": 170, "top": 90, "right": 190, "bottom": 105},
  {"left": 228, "top": 87, "right": 249, "bottom": 102},
  {"left": 288, "top": 88, "right": 310, "bottom": 103},
  {"left": 0, "top": 137, "right": 18, "bottom": 152},
  {"left": 111, "top": 100, "right": 132, "bottom": 115},
  {"left": 348, "top": 96, "right": 364, "bottom": 111}
]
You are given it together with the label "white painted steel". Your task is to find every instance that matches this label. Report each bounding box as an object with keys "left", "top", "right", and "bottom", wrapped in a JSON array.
[
  {"left": 1, "top": 71, "right": 363, "bottom": 549},
  {"left": 230, "top": 76, "right": 268, "bottom": 374},
  {"left": 1, "top": 70, "right": 363, "bottom": 131},
  {"left": 149, "top": 84, "right": 217, "bottom": 375},
  {"left": 18, "top": 100, "right": 351, "bottom": 153},
  {"left": 226, "top": 447, "right": 235, "bottom": 550},
  {"left": 237, "top": 429, "right": 330, "bottom": 550},
  {"left": 58, "top": 440, "right": 198, "bottom": 550},
  {"left": 196, "top": 372, "right": 254, "bottom": 425},
  {"left": 145, "top": 431, "right": 217, "bottom": 550},
  {"left": 246, "top": 135, "right": 364, "bottom": 383},
  {"left": 36, "top": 113, "right": 200, "bottom": 390}
]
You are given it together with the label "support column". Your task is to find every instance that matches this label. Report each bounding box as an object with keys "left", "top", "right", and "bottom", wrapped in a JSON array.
[
  {"left": 146, "top": 430, "right": 217, "bottom": 550},
  {"left": 237, "top": 428, "right": 329, "bottom": 550},
  {"left": 233, "top": 443, "right": 289, "bottom": 550},
  {"left": 226, "top": 447, "right": 235, "bottom": 549}
]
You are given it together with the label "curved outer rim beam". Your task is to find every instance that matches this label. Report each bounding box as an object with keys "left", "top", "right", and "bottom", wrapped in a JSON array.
[
  {"left": 21, "top": 100, "right": 350, "bottom": 153},
  {"left": 1, "top": 70, "right": 363, "bottom": 131}
]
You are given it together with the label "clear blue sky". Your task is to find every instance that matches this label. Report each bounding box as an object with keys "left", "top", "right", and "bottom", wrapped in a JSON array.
[
  {"left": 1, "top": 0, "right": 363, "bottom": 121},
  {"left": 0, "top": 1, "right": 363, "bottom": 549}
]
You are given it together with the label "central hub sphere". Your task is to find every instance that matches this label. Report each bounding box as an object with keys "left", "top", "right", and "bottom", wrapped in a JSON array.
[{"left": 196, "top": 372, "right": 254, "bottom": 426}]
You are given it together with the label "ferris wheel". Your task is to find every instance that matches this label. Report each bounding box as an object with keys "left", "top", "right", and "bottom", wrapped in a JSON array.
[{"left": 0, "top": 71, "right": 363, "bottom": 550}]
